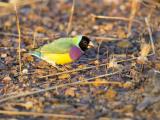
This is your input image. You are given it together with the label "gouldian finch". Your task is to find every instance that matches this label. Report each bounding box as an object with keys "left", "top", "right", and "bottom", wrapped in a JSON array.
[{"left": 31, "top": 35, "right": 94, "bottom": 66}]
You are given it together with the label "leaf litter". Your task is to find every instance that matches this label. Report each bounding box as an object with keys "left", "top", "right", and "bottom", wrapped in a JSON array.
[{"left": 0, "top": 0, "right": 160, "bottom": 119}]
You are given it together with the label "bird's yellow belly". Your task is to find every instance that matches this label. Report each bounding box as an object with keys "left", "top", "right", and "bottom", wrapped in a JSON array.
[{"left": 42, "top": 53, "right": 73, "bottom": 65}]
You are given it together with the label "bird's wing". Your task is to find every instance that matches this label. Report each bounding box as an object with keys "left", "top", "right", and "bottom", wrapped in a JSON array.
[{"left": 37, "top": 37, "right": 73, "bottom": 54}]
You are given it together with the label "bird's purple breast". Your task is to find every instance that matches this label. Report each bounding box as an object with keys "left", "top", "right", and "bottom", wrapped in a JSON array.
[{"left": 69, "top": 46, "right": 83, "bottom": 60}]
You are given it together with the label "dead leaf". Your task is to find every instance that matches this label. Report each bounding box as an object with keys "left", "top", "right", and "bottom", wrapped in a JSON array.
[
  {"left": 35, "top": 69, "right": 46, "bottom": 75},
  {"left": 15, "top": 101, "right": 33, "bottom": 110},
  {"left": 94, "top": 60, "right": 100, "bottom": 65},
  {"left": 1, "top": 53, "right": 7, "bottom": 58},
  {"left": 117, "top": 41, "right": 132, "bottom": 48},
  {"left": 78, "top": 64, "right": 86, "bottom": 69},
  {"left": 35, "top": 26, "right": 47, "bottom": 33},
  {"left": 65, "top": 87, "right": 76, "bottom": 97},
  {"left": 100, "top": 24, "right": 113, "bottom": 31},
  {"left": 123, "top": 81, "right": 133, "bottom": 89},
  {"left": 93, "top": 78, "right": 106, "bottom": 87},
  {"left": 22, "top": 54, "right": 34, "bottom": 62},
  {"left": 117, "top": 29, "right": 127, "bottom": 38},
  {"left": 4, "top": 21, "right": 12, "bottom": 30},
  {"left": 58, "top": 74, "right": 70, "bottom": 79},
  {"left": 140, "top": 43, "right": 151, "bottom": 57},
  {"left": 137, "top": 43, "right": 151, "bottom": 64},
  {"left": 105, "top": 89, "right": 117, "bottom": 101},
  {"left": 2, "top": 76, "right": 12, "bottom": 84},
  {"left": 155, "top": 62, "right": 160, "bottom": 70}
]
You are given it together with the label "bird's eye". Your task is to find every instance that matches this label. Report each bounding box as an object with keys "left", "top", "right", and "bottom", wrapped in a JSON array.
[{"left": 82, "top": 41, "right": 88, "bottom": 45}]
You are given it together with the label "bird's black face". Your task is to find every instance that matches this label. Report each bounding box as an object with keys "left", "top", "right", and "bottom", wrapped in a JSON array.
[{"left": 79, "top": 36, "right": 90, "bottom": 51}]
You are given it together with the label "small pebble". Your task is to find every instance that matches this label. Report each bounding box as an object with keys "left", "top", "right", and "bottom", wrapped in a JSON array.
[
  {"left": 22, "top": 69, "right": 28, "bottom": 74},
  {"left": 92, "top": 25, "right": 99, "bottom": 30},
  {"left": 1, "top": 53, "right": 7, "bottom": 58},
  {"left": 71, "top": 31, "right": 77, "bottom": 36}
]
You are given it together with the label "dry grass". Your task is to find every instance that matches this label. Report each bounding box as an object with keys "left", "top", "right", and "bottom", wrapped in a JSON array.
[
  {"left": 128, "top": 0, "right": 140, "bottom": 37},
  {"left": 0, "top": 110, "right": 85, "bottom": 119},
  {"left": 67, "top": 0, "right": 75, "bottom": 35},
  {"left": 91, "top": 14, "right": 141, "bottom": 24},
  {"left": 14, "top": 4, "right": 22, "bottom": 81},
  {"left": 145, "top": 18, "right": 156, "bottom": 54}
]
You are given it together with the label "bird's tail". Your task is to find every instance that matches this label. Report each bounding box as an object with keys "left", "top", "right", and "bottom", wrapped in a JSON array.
[{"left": 30, "top": 51, "right": 43, "bottom": 59}]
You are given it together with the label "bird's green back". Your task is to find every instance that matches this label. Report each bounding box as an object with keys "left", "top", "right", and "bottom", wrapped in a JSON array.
[{"left": 36, "top": 37, "right": 74, "bottom": 54}]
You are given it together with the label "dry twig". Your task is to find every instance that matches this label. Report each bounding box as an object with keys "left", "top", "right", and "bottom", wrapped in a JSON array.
[
  {"left": 128, "top": 0, "right": 140, "bottom": 36},
  {"left": 91, "top": 14, "right": 141, "bottom": 24},
  {"left": 145, "top": 18, "right": 155, "bottom": 54},
  {"left": 14, "top": 4, "right": 22, "bottom": 81},
  {"left": 67, "top": 0, "right": 75, "bottom": 35},
  {"left": 0, "top": 110, "right": 85, "bottom": 119}
]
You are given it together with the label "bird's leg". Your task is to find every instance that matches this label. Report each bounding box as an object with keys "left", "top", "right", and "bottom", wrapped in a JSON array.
[
  {"left": 55, "top": 64, "right": 69, "bottom": 71},
  {"left": 50, "top": 62, "right": 68, "bottom": 72},
  {"left": 50, "top": 62, "right": 60, "bottom": 70},
  {"left": 44, "top": 60, "right": 60, "bottom": 70},
  {"left": 41, "top": 57, "right": 61, "bottom": 70}
]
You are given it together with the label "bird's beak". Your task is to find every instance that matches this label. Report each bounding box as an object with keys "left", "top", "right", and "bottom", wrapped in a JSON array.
[{"left": 88, "top": 41, "right": 98, "bottom": 48}]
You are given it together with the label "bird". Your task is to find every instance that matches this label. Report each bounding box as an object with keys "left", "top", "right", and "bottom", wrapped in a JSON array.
[{"left": 31, "top": 35, "right": 94, "bottom": 67}]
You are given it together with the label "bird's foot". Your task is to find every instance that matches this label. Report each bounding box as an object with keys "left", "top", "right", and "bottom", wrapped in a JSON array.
[
  {"left": 50, "top": 62, "right": 61, "bottom": 70},
  {"left": 45, "top": 60, "right": 60, "bottom": 70}
]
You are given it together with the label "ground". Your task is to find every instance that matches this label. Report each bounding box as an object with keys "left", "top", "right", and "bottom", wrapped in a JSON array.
[{"left": 0, "top": 0, "right": 160, "bottom": 120}]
